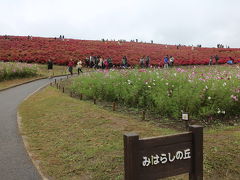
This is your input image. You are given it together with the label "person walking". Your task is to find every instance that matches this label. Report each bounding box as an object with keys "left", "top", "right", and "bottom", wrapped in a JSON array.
[
  {"left": 94, "top": 56, "right": 99, "bottom": 69},
  {"left": 89, "top": 56, "right": 94, "bottom": 68},
  {"left": 139, "top": 56, "right": 145, "bottom": 68},
  {"left": 164, "top": 55, "right": 169, "bottom": 68},
  {"left": 107, "top": 57, "right": 113, "bottom": 69},
  {"left": 103, "top": 58, "right": 109, "bottom": 69},
  {"left": 76, "top": 60, "right": 83, "bottom": 75},
  {"left": 145, "top": 56, "right": 150, "bottom": 68},
  {"left": 68, "top": 59, "right": 74, "bottom": 75},
  {"left": 47, "top": 59, "right": 53, "bottom": 78},
  {"left": 209, "top": 56, "right": 213, "bottom": 65},
  {"left": 85, "top": 57, "right": 90, "bottom": 68},
  {"left": 169, "top": 56, "right": 174, "bottom": 67},
  {"left": 122, "top": 56, "right": 128, "bottom": 68},
  {"left": 215, "top": 55, "right": 219, "bottom": 64},
  {"left": 98, "top": 57, "right": 104, "bottom": 69}
]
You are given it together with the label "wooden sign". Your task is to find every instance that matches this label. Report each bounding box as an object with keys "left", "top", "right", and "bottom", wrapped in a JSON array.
[{"left": 124, "top": 125, "right": 203, "bottom": 180}]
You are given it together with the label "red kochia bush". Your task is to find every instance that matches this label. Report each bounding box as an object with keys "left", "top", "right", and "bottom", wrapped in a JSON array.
[{"left": 0, "top": 36, "right": 239, "bottom": 65}]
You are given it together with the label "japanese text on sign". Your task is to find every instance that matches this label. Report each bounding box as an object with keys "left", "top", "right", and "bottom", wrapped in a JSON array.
[{"left": 142, "top": 149, "right": 191, "bottom": 167}]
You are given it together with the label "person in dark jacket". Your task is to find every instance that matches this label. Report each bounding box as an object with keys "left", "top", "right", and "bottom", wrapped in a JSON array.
[
  {"left": 215, "top": 55, "right": 219, "bottom": 64},
  {"left": 47, "top": 59, "right": 53, "bottom": 78},
  {"left": 145, "top": 56, "right": 150, "bottom": 67},
  {"left": 122, "top": 56, "right": 128, "bottom": 68},
  {"left": 68, "top": 59, "right": 74, "bottom": 75}
]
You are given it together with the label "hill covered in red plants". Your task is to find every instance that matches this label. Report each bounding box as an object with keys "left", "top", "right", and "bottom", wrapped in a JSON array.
[{"left": 0, "top": 35, "right": 240, "bottom": 66}]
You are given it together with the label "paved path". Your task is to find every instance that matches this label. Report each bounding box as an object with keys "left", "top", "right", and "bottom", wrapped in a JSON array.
[{"left": 0, "top": 77, "right": 64, "bottom": 180}]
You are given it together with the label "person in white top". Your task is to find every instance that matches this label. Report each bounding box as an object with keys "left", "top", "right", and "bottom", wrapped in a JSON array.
[
  {"left": 76, "top": 60, "right": 83, "bottom": 75},
  {"left": 169, "top": 56, "right": 175, "bottom": 67}
]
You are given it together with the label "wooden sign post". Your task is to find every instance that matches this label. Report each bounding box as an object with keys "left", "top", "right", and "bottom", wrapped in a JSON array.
[{"left": 124, "top": 125, "right": 203, "bottom": 180}]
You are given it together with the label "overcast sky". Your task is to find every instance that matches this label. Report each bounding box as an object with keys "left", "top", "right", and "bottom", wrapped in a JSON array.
[{"left": 1, "top": 0, "right": 240, "bottom": 47}]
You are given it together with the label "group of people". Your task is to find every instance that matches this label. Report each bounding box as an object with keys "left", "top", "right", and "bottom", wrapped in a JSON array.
[
  {"left": 139, "top": 56, "right": 150, "bottom": 68},
  {"left": 209, "top": 55, "right": 219, "bottom": 65},
  {"left": 47, "top": 53, "right": 238, "bottom": 76},
  {"left": 85, "top": 56, "right": 113, "bottom": 69},
  {"left": 47, "top": 59, "right": 83, "bottom": 78},
  {"left": 163, "top": 55, "right": 175, "bottom": 68},
  {"left": 209, "top": 55, "right": 236, "bottom": 65},
  {"left": 67, "top": 59, "right": 83, "bottom": 75},
  {"left": 59, "top": 35, "right": 65, "bottom": 40}
]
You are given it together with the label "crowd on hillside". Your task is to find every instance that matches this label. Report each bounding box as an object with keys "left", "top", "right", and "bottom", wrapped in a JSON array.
[
  {"left": 217, "top": 44, "right": 231, "bottom": 48},
  {"left": 84, "top": 55, "right": 152, "bottom": 69},
  {"left": 29, "top": 53, "right": 240, "bottom": 78},
  {"left": 47, "top": 55, "right": 177, "bottom": 77},
  {"left": 47, "top": 53, "right": 238, "bottom": 77},
  {"left": 209, "top": 55, "right": 236, "bottom": 65}
]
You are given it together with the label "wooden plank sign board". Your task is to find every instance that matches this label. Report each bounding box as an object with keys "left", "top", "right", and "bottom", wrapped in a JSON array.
[{"left": 124, "top": 125, "right": 203, "bottom": 180}]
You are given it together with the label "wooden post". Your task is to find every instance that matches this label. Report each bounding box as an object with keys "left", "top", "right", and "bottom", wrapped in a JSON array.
[
  {"left": 124, "top": 133, "right": 139, "bottom": 180},
  {"left": 54, "top": 79, "right": 56, "bottom": 84},
  {"left": 113, "top": 102, "right": 116, "bottom": 111},
  {"left": 80, "top": 93, "right": 83, "bottom": 100},
  {"left": 62, "top": 87, "right": 64, "bottom": 93},
  {"left": 185, "top": 120, "right": 189, "bottom": 131},
  {"left": 142, "top": 110, "right": 146, "bottom": 120},
  {"left": 93, "top": 98, "right": 96, "bottom": 104},
  {"left": 189, "top": 125, "right": 203, "bottom": 180}
]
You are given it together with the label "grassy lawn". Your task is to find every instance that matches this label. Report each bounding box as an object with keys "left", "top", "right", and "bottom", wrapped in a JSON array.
[
  {"left": 36, "top": 64, "right": 68, "bottom": 77},
  {"left": 0, "top": 64, "right": 67, "bottom": 90},
  {"left": 19, "top": 87, "right": 240, "bottom": 180}
]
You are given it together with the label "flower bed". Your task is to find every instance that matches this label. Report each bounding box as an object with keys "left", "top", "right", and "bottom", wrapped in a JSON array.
[
  {"left": 0, "top": 62, "right": 37, "bottom": 81},
  {"left": 70, "top": 65, "right": 240, "bottom": 122},
  {"left": 1, "top": 36, "right": 240, "bottom": 66}
]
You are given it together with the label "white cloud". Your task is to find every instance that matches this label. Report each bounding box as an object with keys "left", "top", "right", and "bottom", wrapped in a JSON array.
[{"left": 1, "top": 0, "right": 240, "bottom": 47}]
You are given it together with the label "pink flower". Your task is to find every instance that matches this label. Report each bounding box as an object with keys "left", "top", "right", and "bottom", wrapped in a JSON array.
[
  {"left": 139, "top": 69, "right": 147, "bottom": 72},
  {"left": 231, "top": 95, "right": 238, "bottom": 101}
]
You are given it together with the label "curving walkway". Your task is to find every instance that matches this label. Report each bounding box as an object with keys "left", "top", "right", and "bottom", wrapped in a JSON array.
[{"left": 0, "top": 77, "right": 64, "bottom": 180}]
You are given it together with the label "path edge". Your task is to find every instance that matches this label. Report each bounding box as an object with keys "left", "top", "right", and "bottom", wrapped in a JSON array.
[{"left": 0, "top": 74, "right": 66, "bottom": 92}]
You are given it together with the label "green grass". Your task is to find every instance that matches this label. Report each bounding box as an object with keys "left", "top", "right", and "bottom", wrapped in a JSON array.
[
  {"left": 19, "top": 87, "right": 177, "bottom": 180},
  {"left": 0, "top": 63, "right": 68, "bottom": 90},
  {"left": 204, "top": 126, "right": 240, "bottom": 179},
  {"left": 19, "top": 87, "right": 240, "bottom": 179},
  {"left": 36, "top": 63, "right": 68, "bottom": 77}
]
